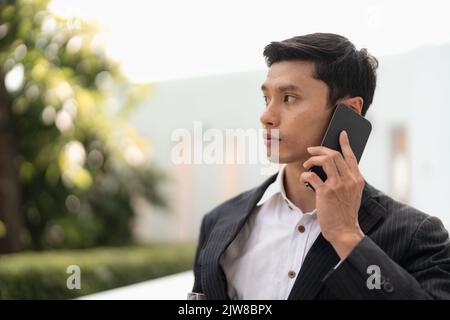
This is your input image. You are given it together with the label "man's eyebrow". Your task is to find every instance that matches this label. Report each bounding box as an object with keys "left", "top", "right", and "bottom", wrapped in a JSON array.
[{"left": 260, "top": 84, "right": 301, "bottom": 93}]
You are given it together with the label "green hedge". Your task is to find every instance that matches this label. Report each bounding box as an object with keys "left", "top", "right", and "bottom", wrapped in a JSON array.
[{"left": 0, "top": 243, "right": 195, "bottom": 299}]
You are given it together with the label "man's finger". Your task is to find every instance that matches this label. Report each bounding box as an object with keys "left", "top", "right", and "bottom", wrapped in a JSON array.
[
  {"left": 303, "top": 155, "right": 340, "bottom": 181},
  {"left": 339, "top": 130, "right": 358, "bottom": 168},
  {"left": 300, "top": 171, "right": 324, "bottom": 191},
  {"left": 306, "top": 146, "right": 351, "bottom": 178}
]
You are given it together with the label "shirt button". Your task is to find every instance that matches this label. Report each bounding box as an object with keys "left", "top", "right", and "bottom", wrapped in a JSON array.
[
  {"left": 288, "top": 270, "right": 296, "bottom": 279},
  {"left": 297, "top": 225, "right": 305, "bottom": 233},
  {"left": 383, "top": 281, "right": 395, "bottom": 293}
]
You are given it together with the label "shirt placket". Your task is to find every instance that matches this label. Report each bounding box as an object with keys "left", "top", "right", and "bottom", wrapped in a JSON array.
[
  {"left": 282, "top": 201, "right": 310, "bottom": 299},
  {"left": 279, "top": 198, "right": 295, "bottom": 299}
]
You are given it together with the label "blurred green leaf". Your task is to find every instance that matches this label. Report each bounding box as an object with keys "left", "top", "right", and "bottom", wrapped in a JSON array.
[{"left": 0, "top": 0, "right": 167, "bottom": 251}]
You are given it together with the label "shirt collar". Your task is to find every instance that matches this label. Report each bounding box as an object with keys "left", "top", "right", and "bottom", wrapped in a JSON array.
[
  {"left": 256, "top": 164, "right": 316, "bottom": 216},
  {"left": 256, "top": 164, "right": 287, "bottom": 206}
]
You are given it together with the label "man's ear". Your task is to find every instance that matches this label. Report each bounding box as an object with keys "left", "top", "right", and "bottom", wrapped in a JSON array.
[{"left": 337, "top": 97, "right": 363, "bottom": 115}]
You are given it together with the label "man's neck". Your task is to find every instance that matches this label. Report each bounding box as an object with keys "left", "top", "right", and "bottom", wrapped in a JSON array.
[{"left": 283, "top": 162, "right": 316, "bottom": 213}]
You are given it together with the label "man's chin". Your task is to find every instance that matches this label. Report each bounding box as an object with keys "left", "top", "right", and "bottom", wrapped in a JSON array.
[{"left": 266, "top": 153, "right": 292, "bottom": 164}]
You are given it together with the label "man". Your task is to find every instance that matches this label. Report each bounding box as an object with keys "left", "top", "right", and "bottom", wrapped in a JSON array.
[{"left": 190, "top": 33, "right": 450, "bottom": 300}]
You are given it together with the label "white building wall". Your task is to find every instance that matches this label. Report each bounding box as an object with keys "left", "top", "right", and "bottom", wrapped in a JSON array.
[{"left": 130, "top": 43, "right": 450, "bottom": 241}]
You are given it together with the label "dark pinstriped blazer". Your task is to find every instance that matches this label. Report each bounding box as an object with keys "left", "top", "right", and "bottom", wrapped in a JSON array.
[{"left": 192, "top": 173, "right": 450, "bottom": 299}]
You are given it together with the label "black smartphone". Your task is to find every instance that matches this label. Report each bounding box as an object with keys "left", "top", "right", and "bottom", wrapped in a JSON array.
[{"left": 305, "top": 104, "right": 372, "bottom": 191}]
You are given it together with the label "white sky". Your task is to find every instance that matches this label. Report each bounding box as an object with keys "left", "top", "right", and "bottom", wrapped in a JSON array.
[{"left": 49, "top": 0, "right": 450, "bottom": 83}]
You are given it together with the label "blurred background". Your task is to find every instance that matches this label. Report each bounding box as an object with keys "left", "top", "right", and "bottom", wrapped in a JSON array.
[{"left": 0, "top": 0, "right": 449, "bottom": 299}]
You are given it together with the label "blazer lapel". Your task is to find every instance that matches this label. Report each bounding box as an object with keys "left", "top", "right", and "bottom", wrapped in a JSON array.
[
  {"left": 287, "top": 180, "right": 387, "bottom": 300},
  {"left": 202, "top": 173, "right": 278, "bottom": 299}
]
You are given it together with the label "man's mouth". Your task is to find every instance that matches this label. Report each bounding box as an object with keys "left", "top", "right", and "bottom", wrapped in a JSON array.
[{"left": 263, "top": 133, "right": 281, "bottom": 145}]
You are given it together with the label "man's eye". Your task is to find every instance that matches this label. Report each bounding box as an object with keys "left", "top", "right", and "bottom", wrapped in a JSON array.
[
  {"left": 284, "top": 95, "right": 296, "bottom": 103},
  {"left": 263, "top": 96, "right": 270, "bottom": 105}
]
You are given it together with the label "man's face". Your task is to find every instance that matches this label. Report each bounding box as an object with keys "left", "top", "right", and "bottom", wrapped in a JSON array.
[{"left": 260, "top": 60, "right": 334, "bottom": 164}]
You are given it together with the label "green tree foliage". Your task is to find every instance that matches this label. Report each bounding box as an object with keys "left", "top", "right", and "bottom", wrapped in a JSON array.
[{"left": 0, "top": 0, "right": 166, "bottom": 250}]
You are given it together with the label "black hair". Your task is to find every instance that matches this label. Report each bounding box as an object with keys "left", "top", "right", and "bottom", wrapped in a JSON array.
[{"left": 263, "top": 33, "right": 378, "bottom": 116}]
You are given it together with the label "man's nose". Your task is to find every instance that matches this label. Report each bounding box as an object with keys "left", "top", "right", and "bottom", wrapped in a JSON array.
[{"left": 260, "top": 103, "right": 281, "bottom": 128}]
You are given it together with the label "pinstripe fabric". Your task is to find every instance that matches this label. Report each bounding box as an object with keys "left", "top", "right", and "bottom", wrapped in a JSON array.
[{"left": 192, "top": 173, "right": 450, "bottom": 300}]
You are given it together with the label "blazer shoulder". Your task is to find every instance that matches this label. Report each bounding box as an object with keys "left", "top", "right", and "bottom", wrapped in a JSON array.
[
  {"left": 366, "top": 182, "right": 437, "bottom": 233},
  {"left": 203, "top": 186, "right": 258, "bottom": 225},
  {"left": 201, "top": 173, "right": 278, "bottom": 228}
]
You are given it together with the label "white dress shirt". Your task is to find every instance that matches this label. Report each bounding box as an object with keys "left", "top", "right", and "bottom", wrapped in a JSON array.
[{"left": 220, "top": 164, "right": 322, "bottom": 300}]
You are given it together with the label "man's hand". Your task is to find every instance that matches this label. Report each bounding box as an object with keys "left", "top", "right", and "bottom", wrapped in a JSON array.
[{"left": 300, "top": 130, "right": 365, "bottom": 260}]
